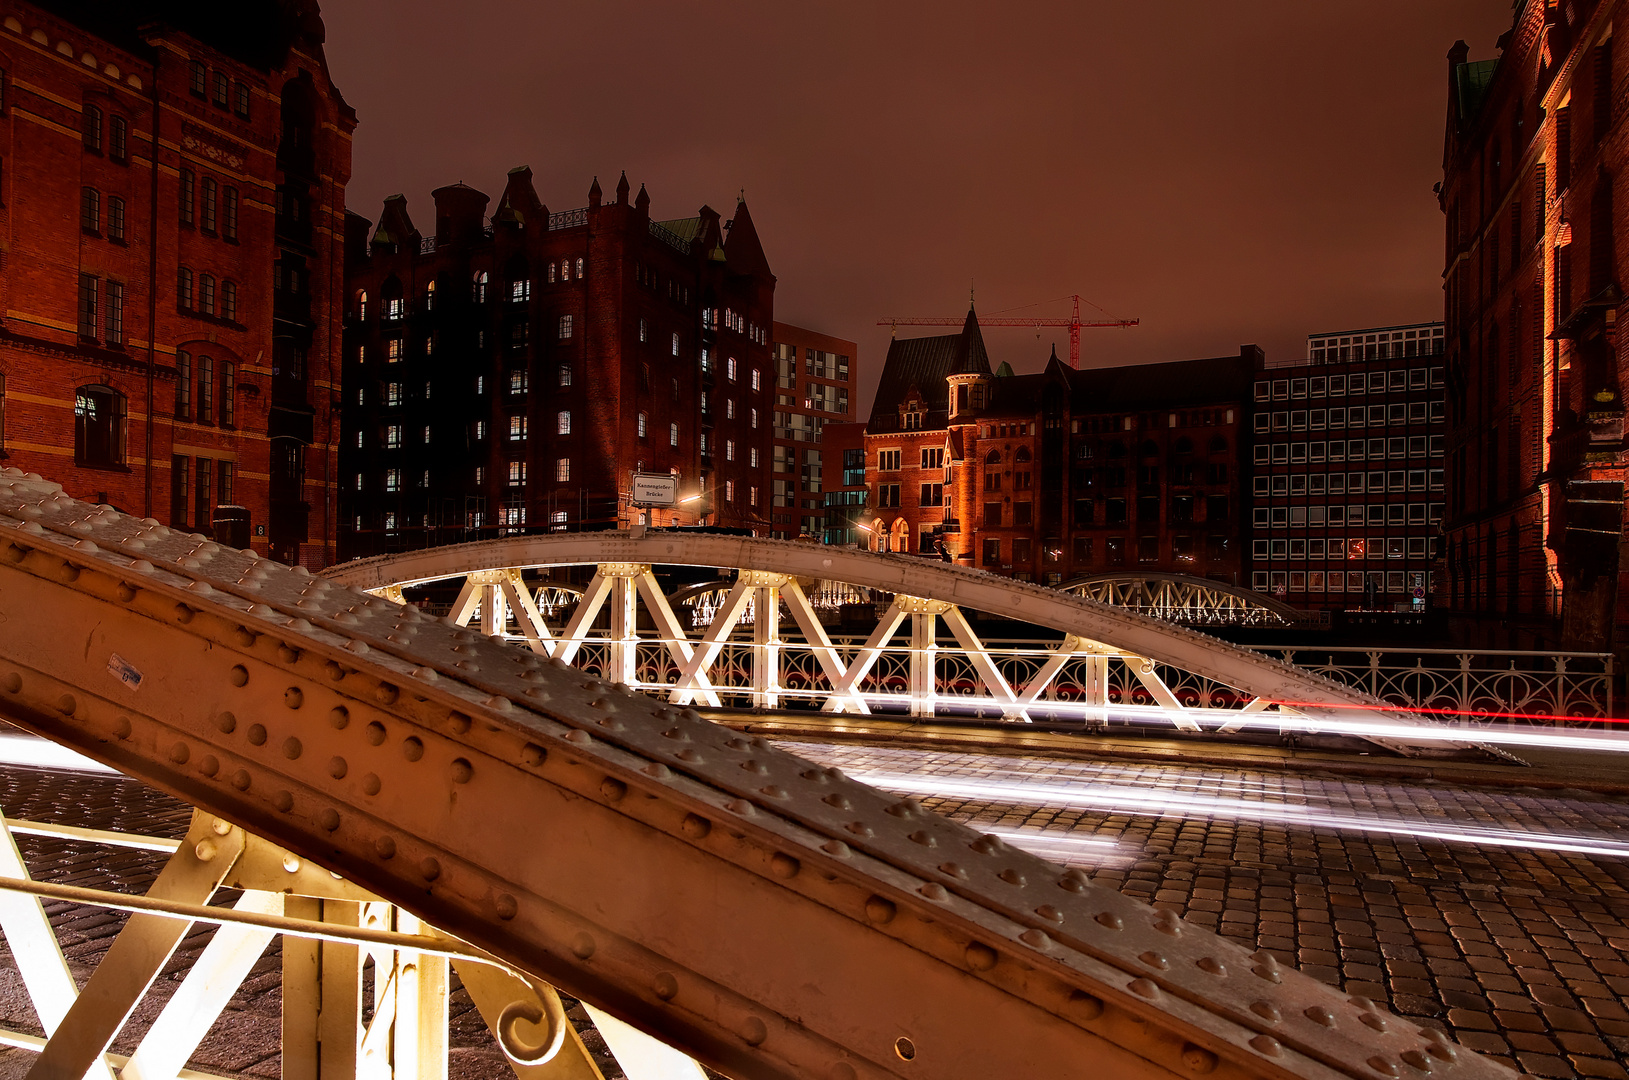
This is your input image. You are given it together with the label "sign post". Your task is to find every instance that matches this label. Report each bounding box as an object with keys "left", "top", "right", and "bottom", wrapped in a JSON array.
[{"left": 631, "top": 473, "right": 679, "bottom": 508}]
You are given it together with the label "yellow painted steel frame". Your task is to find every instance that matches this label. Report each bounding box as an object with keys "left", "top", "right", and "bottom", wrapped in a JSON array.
[{"left": 0, "top": 474, "right": 1511, "bottom": 1080}]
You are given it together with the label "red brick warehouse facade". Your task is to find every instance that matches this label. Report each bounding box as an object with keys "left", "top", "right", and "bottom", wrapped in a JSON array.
[
  {"left": 864, "top": 309, "right": 1251, "bottom": 584},
  {"left": 341, "top": 173, "right": 775, "bottom": 557},
  {"left": 1444, "top": 0, "right": 1629, "bottom": 657},
  {"left": 0, "top": 1, "right": 353, "bottom": 567}
]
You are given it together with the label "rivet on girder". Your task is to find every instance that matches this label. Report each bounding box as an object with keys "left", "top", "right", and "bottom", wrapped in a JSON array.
[
  {"left": 1036, "top": 904, "right": 1064, "bottom": 924},
  {"left": 820, "top": 840, "right": 851, "bottom": 858},
  {"left": 938, "top": 862, "right": 968, "bottom": 880},
  {"left": 1365, "top": 1057, "right": 1399, "bottom": 1078},
  {"left": 366, "top": 722, "right": 387, "bottom": 746},
  {"left": 282, "top": 855, "right": 301, "bottom": 873},
  {"left": 282, "top": 737, "right": 303, "bottom": 760},
  {"left": 1250, "top": 1001, "right": 1282, "bottom": 1023},
  {"left": 823, "top": 793, "right": 851, "bottom": 811},
  {"left": 449, "top": 712, "right": 472, "bottom": 734},
  {"left": 965, "top": 943, "right": 997, "bottom": 971},
  {"left": 216, "top": 712, "right": 237, "bottom": 734},
  {"left": 864, "top": 896, "right": 896, "bottom": 924},
  {"left": 494, "top": 894, "right": 518, "bottom": 920},
  {"left": 1058, "top": 870, "right": 1089, "bottom": 893},
  {"left": 653, "top": 972, "right": 678, "bottom": 1001},
  {"left": 738, "top": 1016, "right": 768, "bottom": 1047},
  {"left": 675, "top": 748, "right": 702, "bottom": 763},
  {"left": 195, "top": 839, "right": 219, "bottom": 863},
  {"left": 1197, "top": 956, "right": 1227, "bottom": 976},
  {"left": 661, "top": 727, "right": 690, "bottom": 742},
  {"left": 284, "top": 688, "right": 304, "bottom": 710},
  {"left": 770, "top": 853, "right": 800, "bottom": 879},
  {"left": 1360, "top": 1014, "right": 1389, "bottom": 1033},
  {"left": 1304, "top": 1005, "right": 1335, "bottom": 1027},
  {"left": 908, "top": 830, "right": 935, "bottom": 848},
  {"left": 918, "top": 883, "right": 948, "bottom": 901},
  {"left": 970, "top": 835, "right": 1002, "bottom": 854},
  {"left": 1095, "top": 912, "right": 1123, "bottom": 930},
  {"left": 329, "top": 757, "right": 348, "bottom": 779},
  {"left": 56, "top": 694, "right": 76, "bottom": 715},
  {"left": 402, "top": 737, "right": 424, "bottom": 762},
  {"left": 642, "top": 763, "right": 671, "bottom": 779},
  {"left": 725, "top": 799, "right": 756, "bottom": 817},
  {"left": 885, "top": 800, "right": 919, "bottom": 819},
  {"left": 681, "top": 814, "right": 711, "bottom": 838},
  {"left": 420, "top": 857, "right": 441, "bottom": 881},
  {"left": 196, "top": 755, "right": 218, "bottom": 777},
  {"left": 231, "top": 770, "right": 250, "bottom": 791},
  {"left": 229, "top": 665, "right": 248, "bottom": 687},
  {"left": 233, "top": 627, "right": 256, "bottom": 648},
  {"left": 845, "top": 821, "right": 872, "bottom": 837},
  {"left": 374, "top": 683, "right": 397, "bottom": 704},
  {"left": 760, "top": 785, "right": 789, "bottom": 799},
  {"left": 274, "top": 791, "right": 294, "bottom": 813},
  {"left": 1154, "top": 909, "right": 1183, "bottom": 935},
  {"left": 1180, "top": 1044, "right": 1218, "bottom": 1073},
  {"left": 324, "top": 661, "right": 345, "bottom": 681},
  {"left": 998, "top": 869, "right": 1025, "bottom": 887},
  {"left": 1423, "top": 1031, "right": 1456, "bottom": 1061},
  {"left": 168, "top": 742, "right": 189, "bottom": 764},
  {"left": 1139, "top": 951, "right": 1169, "bottom": 970},
  {"left": 113, "top": 716, "right": 131, "bottom": 739},
  {"left": 1400, "top": 1050, "right": 1433, "bottom": 1072},
  {"left": 599, "top": 777, "right": 625, "bottom": 801},
  {"left": 115, "top": 583, "right": 136, "bottom": 602},
  {"left": 375, "top": 836, "right": 396, "bottom": 859},
  {"left": 328, "top": 707, "right": 349, "bottom": 730},
  {"left": 319, "top": 809, "right": 340, "bottom": 832},
  {"left": 1019, "top": 929, "right": 1051, "bottom": 951},
  {"left": 0, "top": 673, "right": 17, "bottom": 695},
  {"left": 1127, "top": 978, "right": 1158, "bottom": 999},
  {"left": 521, "top": 743, "right": 546, "bottom": 766},
  {"left": 741, "top": 760, "right": 768, "bottom": 775},
  {"left": 564, "top": 730, "right": 592, "bottom": 747},
  {"left": 247, "top": 724, "right": 267, "bottom": 746},
  {"left": 1249, "top": 1035, "right": 1282, "bottom": 1058},
  {"left": 362, "top": 774, "right": 382, "bottom": 796}
]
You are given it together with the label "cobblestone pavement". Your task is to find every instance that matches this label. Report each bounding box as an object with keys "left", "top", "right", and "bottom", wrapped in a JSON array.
[
  {"left": 789, "top": 739, "right": 1629, "bottom": 1080},
  {"left": 4, "top": 742, "right": 1629, "bottom": 1079}
]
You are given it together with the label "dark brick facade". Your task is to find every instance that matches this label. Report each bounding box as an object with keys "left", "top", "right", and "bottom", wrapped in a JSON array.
[
  {"left": 340, "top": 173, "right": 775, "bottom": 557},
  {"left": 0, "top": 1, "right": 352, "bottom": 567}
]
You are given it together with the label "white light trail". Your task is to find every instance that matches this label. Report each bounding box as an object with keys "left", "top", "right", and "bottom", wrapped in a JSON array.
[
  {"left": 0, "top": 735, "right": 115, "bottom": 775},
  {"left": 857, "top": 770, "right": 1629, "bottom": 859}
]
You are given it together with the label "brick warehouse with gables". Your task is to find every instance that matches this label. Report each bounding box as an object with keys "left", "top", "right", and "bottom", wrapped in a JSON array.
[
  {"left": 0, "top": 0, "right": 352, "bottom": 567},
  {"left": 340, "top": 172, "right": 776, "bottom": 558}
]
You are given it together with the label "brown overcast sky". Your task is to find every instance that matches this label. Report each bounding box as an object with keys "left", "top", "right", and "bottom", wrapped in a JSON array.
[{"left": 322, "top": 1, "right": 1512, "bottom": 414}]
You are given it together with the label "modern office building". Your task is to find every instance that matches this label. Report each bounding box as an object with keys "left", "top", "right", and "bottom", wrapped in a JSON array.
[
  {"left": 864, "top": 308, "right": 1252, "bottom": 583},
  {"left": 818, "top": 421, "right": 867, "bottom": 546},
  {"left": 341, "top": 174, "right": 775, "bottom": 557},
  {"left": 769, "top": 323, "right": 857, "bottom": 539},
  {"left": 1443, "top": 0, "right": 1627, "bottom": 654},
  {"left": 0, "top": 1, "right": 353, "bottom": 567},
  {"left": 1246, "top": 324, "right": 1447, "bottom": 610}
]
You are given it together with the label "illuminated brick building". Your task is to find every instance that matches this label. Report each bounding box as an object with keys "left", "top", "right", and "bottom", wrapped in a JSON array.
[
  {"left": 0, "top": 1, "right": 353, "bottom": 567},
  {"left": 341, "top": 175, "right": 775, "bottom": 557},
  {"left": 863, "top": 309, "right": 1251, "bottom": 583},
  {"left": 769, "top": 322, "right": 856, "bottom": 539},
  {"left": 1246, "top": 323, "right": 1447, "bottom": 610},
  {"left": 1444, "top": 0, "right": 1629, "bottom": 655}
]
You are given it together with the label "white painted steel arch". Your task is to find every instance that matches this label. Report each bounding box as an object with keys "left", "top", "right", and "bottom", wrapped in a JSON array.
[
  {"left": 328, "top": 533, "right": 1441, "bottom": 752},
  {"left": 1060, "top": 573, "right": 1303, "bottom": 627},
  {"left": 0, "top": 475, "right": 1508, "bottom": 1080}
]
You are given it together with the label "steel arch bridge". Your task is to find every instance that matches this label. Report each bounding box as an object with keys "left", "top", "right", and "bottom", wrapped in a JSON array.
[
  {"left": 0, "top": 473, "right": 1510, "bottom": 1080},
  {"left": 325, "top": 532, "right": 1458, "bottom": 757},
  {"left": 1059, "top": 573, "right": 1304, "bottom": 628}
]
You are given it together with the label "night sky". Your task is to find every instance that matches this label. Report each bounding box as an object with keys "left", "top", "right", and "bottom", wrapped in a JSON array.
[{"left": 323, "top": 1, "right": 1511, "bottom": 413}]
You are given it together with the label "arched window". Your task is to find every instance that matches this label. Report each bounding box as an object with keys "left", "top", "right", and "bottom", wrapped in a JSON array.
[
  {"left": 984, "top": 449, "right": 1002, "bottom": 465},
  {"left": 74, "top": 385, "right": 125, "bottom": 466},
  {"left": 199, "top": 274, "right": 216, "bottom": 316},
  {"left": 574, "top": 257, "right": 584, "bottom": 278},
  {"left": 197, "top": 355, "right": 214, "bottom": 421},
  {"left": 110, "top": 116, "right": 127, "bottom": 161},
  {"left": 355, "top": 290, "right": 368, "bottom": 320},
  {"left": 221, "top": 360, "right": 236, "bottom": 426},
  {"left": 201, "top": 177, "right": 217, "bottom": 232},
  {"left": 472, "top": 271, "right": 488, "bottom": 303},
  {"left": 637, "top": 412, "right": 648, "bottom": 439},
  {"left": 424, "top": 280, "right": 436, "bottom": 311},
  {"left": 871, "top": 518, "right": 886, "bottom": 552},
  {"left": 1014, "top": 447, "right": 1032, "bottom": 463},
  {"left": 82, "top": 105, "right": 102, "bottom": 151},
  {"left": 80, "top": 187, "right": 100, "bottom": 233},
  {"left": 222, "top": 186, "right": 238, "bottom": 239},
  {"left": 175, "top": 351, "right": 192, "bottom": 421}
]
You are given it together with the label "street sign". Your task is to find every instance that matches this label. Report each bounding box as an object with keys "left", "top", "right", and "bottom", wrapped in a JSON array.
[
  {"left": 631, "top": 472, "right": 678, "bottom": 507},
  {"left": 1412, "top": 586, "right": 1425, "bottom": 599}
]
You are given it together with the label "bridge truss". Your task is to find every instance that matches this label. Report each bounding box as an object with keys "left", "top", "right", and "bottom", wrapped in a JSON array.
[
  {"left": 1059, "top": 574, "right": 1303, "bottom": 628},
  {"left": 0, "top": 473, "right": 1514, "bottom": 1079}
]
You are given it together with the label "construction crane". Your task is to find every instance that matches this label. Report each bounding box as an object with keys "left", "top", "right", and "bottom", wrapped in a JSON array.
[{"left": 877, "top": 294, "right": 1138, "bottom": 369}]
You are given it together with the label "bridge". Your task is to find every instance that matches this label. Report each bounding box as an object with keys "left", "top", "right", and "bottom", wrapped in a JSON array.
[
  {"left": 0, "top": 470, "right": 1537, "bottom": 1078},
  {"left": 1058, "top": 573, "right": 1305, "bottom": 628}
]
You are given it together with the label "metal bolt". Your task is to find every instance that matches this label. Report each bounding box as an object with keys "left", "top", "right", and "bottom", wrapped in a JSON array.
[
  {"left": 283, "top": 737, "right": 302, "bottom": 760},
  {"left": 284, "top": 688, "right": 303, "bottom": 710},
  {"left": 195, "top": 839, "right": 218, "bottom": 863},
  {"left": 1249, "top": 1036, "right": 1282, "bottom": 1058},
  {"left": 231, "top": 770, "right": 251, "bottom": 791},
  {"left": 738, "top": 1016, "right": 767, "bottom": 1047},
  {"left": 1140, "top": 951, "right": 1170, "bottom": 970},
  {"left": 402, "top": 737, "right": 424, "bottom": 762},
  {"left": 329, "top": 707, "right": 349, "bottom": 730},
  {"left": 283, "top": 855, "right": 301, "bottom": 873},
  {"left": 420, "top": 857, "right": 441, "bottom": 881},
  {"left": 329, "top": 757, "right": 348, "bottom": 779},
  {"left": 374, "top": 683, "right": 397, "bottom": 704},
  {"left": 1127, "top": 978, "right": 1158, "bottom": 999},
  {"left": 366, "top": 722, "right": 386, "bottom": 746},
  {"left": 1096, "top": 912, "right": 1123, "bottom": 930},
  {"left": 319, "top": 809, "right": 340, "bottom": 832},
  {"left": 1250, "top": 1001, "right": 1281, "bottom": 1023},
  {"left": 168, "top": 742, "right": 189, "bottom": 764},
  {"left": 199, "top": 755, "right": 219, "bottom": 777},
  {"left": 229, "top": 665, "right": 248, "bottom": 687},
  {"left": 965, "top": 943, "right": 997, "bottom": 971},
  {"left": 362, "top": 774, "right": 382, "bottom": 796},
  {"left": 653, "top": 972, "right": 678, "bottom": 1000},
  {"left": 1365, "top": 1058, "right": 1399, "bottom": 1078},
  {"left": 599, "top": 777, "right": 625, "bottom": 801},
  {"left": 216, "top": 711, "right": 237, "bottom": 734},
  {"left": 494, "top": 893, "right": 518, "bottom": 920},
  {"left": 521, "top": 743, "right": 546, "bottom": 766},
  {"left": 1304, "top": 1005, "right": 1335, "bottom": 1027},
  {"left": 274, "top": 791, "right": 294, "bottom": 812}
]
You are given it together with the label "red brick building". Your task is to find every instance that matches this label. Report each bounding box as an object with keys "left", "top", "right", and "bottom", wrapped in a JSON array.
[
  {"left": 864, "top": 309, "right": 1252, "bottom": 584},
  {"left": 769, "top": 322, "right": 856, "bottom": 539},
  {"left": 340, "top": 175, "right": 775, "bottom": 556},
  {"left": 0, "top": 1, "right": 352, "bottom": 567},
  {"left": 1443, "top": 0, "right": 1629, "bottom": 655}
]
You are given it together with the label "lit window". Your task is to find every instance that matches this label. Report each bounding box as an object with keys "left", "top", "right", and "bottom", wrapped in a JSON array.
[
  {"left": 556, "top": 458, "right": 570, "bottom": 482},
  {"left": 726, "top": 439, "right": 736, "bottom": 461},
  {"left": 725, "top": 480, "right": 735, "bottom": 502},
  {"left": 510, "top": 415, "right": 529, "bottom": 440},
  {"left": 575, "top": 257, "right": 583, "bottom": 278},
  {"left": 473, "top": 271, "right": 489, "bottom": 303},
  {"left": 511, "top": 278, "right": 530, "bottom": 302},
  {"left": 637, "top": 412, "right": 647, "bottom": 438},
  {"left": 672, "top": 332, "right": 680, "bottom": 357},
  {"left": 727, "top": 357, "right": 737, "bottom": 381},
  {"left": 558, "top": 315, "right": 573, "bottom": 339},
  {"left": 424, "top": 281, "right": 436, "bottom": 310},
  {"left": 750, "top": 448, "right": 759, "bottom": 467},
  {"left": 670, "top": 422, "right": 679, "bottom": 447},
  {"left": 557, "top": 411, "right": 571, "bottom": 435},
  {"left": 558, "top": 363, "right": 572, "bottom": 387},
  {"left": 751, "top": 369, "right": 761, "bottom": 391},
  {"left": 386, "top": 425, "right": 402, "bottom": 448},
  {"left": 639, "top": 318, "right": 647, "bottom": 342},
  {"left": 385, "top": 469, "right": 400, "bottom": 492},
  {"left": 750, "top": 408, "right": 758, "bottom": 428},
  {"left": 508, "top": 461, "right": 527, "bottom": 485},
  {"left": 74, "top": 384, "right": 124, "bottom": 466}
]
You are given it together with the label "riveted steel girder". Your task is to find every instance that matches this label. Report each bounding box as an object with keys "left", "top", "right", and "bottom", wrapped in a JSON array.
[{"left": 0, "top": 474, "right": 1512, "bottom": 1080}]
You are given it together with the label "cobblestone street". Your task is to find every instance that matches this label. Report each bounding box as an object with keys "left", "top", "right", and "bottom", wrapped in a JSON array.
[
  {"left": 2, "top": 743, "right": 1629, "bottom": 1078},
  {"left": 790, "top": 739, "right": 1629, "bottom": 1080}
]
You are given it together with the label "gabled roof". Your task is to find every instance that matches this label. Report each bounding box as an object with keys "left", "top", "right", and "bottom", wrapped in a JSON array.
[
  {"left": 869, "top": 306, "right": 992, "bottom": 431},
  {"left": 1065, "top": 353, "right": 1253, "bottom": 410}
]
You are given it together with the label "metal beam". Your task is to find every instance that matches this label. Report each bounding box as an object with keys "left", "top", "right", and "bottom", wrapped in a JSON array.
[{"left": 0, "top": 474, "right": 1510, "bottom": 1080}]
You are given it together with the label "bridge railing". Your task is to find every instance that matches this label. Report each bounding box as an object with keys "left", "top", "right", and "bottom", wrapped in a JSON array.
[{"left": 1250, "top": 645, "right": 1614, "bottom": 724}]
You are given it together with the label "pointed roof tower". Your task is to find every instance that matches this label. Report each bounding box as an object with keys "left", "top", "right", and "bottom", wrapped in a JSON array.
[
  {"left": 371, "top": 193, "right": 418, "bottom": 249},
  {"left": 492, "top": 165, "right": 544, "bottom": 227},
  {"left": 614, "top": 171, "right": 630, "bottom": 204},
  {"left": 588, "top": 175, "right": 603, "bottom": 207},
  {"left": 950, "top": 303, "right": 992, "bottom": 375},
  {"left": 724, "top": 198, "right": 773, "bottom": 279}
]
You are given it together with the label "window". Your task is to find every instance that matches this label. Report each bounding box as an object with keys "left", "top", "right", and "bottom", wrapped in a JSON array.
[
  {"left": 74, "top": 385, "right": 125, "bottom": 466},
  {"left": 221, "top": 361, "right": 235, "bottom": 426},
  {"left": 575, "top": 257, "right": 583, "bottom": 278},
  {"left": 197, "top": 355, "right": 214, "bottom": 421},
  {"left": 385, "top": 424, "right": 402, "bottom": 449},
  {"left": 473, "top": 271, "right": 489, "bottom": 303},
  {"left": 189, "top": 61, "right": 207, "bottom": 97},
  {"left": 555, "top": 411, "right": 570, "bottom": 435},
  {"left": 223, "top": 187, "right": 238, "bottom": 240},
  {"left": 670, "top": 422, "right": 680, "bottom": 447},
  {"left": 727, "top": 356, "right": 738, "bottom": 381},
  {"left": 105, "top": 281, "right": 123, "bottom": 344},
  {"left": 508, "top": 460, "right": 527, "bottom": 486},
  {"left": 752, "top": 369, "right": 761, "bottom": 391},
  {"left": 82, "top": 105, "right": 102, "bottom": 152},
  {"left": 878, "top": 449, "right": 902, "bottom": 471},
  {"left": 180, "top": 170, "right": 195, "bottom": 225},
  {"left": 558, "top": 315, "right": 574, "bottom": 339},
  {"left": 505, "top": 415, "right": 527, "bottom": 441},
  {"left": 920, "top": 482, "right": 943, "bottom": 506},
  {"left": 212, "top": 72, "right": 229, "bottom": 108},
  {"left": 78, "top": 274, "right": 99, "bottom": 337},
  {"left": 511, "top": 278, "right": 530, "bottom": 302},
  {"left": 221, "top": 281, "right": 237, "bottom": 322},
  {"left": 108, "top": 196, "right": 125, "bottom": 241},
  {"left": 385, "top": 469, "right": 401, "bottom": 492},
  {"left": 922, "top": 447, "right": 944, "bottom": 470},
  {"left": 81, "top": 187, "right": 100, "bottom": 233},
  {"left": 202, "top": 178, "right": 217, "bottom": 232},
  {"left": 555, "top": 363, "right": 572, "bottom": 388},
  {"left": 556, "top": 458, "right": 570, "bottom": 482},
  {"left": 233, "top": 81, "right": 250, "bottom": 119},
  {"left": 726, "top": 439, "right": 736, "bottom": 461},
  {"left": 672, "top": 332, "right": 681, "bottom": 357},
  {"left": 982, "top": 538, "right": 1001, "bottom": 566},
  {"left": 199, "top": 274, "right": 216, "bottom": 316}
]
